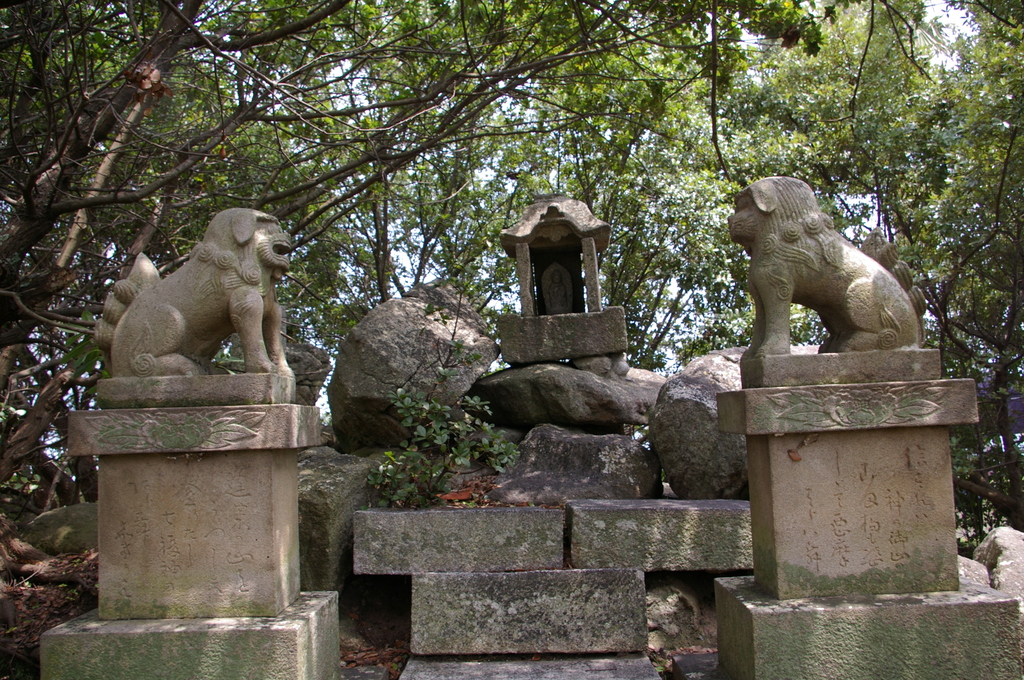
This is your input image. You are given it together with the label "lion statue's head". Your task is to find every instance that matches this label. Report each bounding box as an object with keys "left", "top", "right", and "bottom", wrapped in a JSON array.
[
  {"left": 728, "top": 176, "right": 840, "bottom": 268},
  {"left": 190, "top": 208, "right": 291, "bottom": 290}
]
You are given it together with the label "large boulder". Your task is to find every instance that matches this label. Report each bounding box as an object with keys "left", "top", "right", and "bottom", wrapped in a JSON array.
[
  {"left": 648, "top": 348, "right": 747, "bottom": 499},
  {"left": 646, "top": 572, "right": 718, "bottom": 652},
  {"left": 298, "top": 447, "right": 378, "bottom": 592},
  {"left": 21, "top": 502, "right": 98, "bottom": 554},
  {"left": 488, "top": 424, "right": 661, "bottom": 504},
  {"left": 285, "top": 342, "right": 332, "bottom": 407},
  {"left": 958, "top": 555, "right": 991, "bottom": 586},
  {"left": 328, "top": 285, "right": 498, "bottom": 452},
  {"left": 468, "top": 363, "right": 665, "bottom": 428},
  {"left": 975, "top": 526, "right": 1024, "bottom": 597}
]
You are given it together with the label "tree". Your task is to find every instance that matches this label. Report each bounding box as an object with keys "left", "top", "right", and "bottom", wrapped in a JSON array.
[{"left": 0, "top": 0, "right": 824, "bottom": 508}]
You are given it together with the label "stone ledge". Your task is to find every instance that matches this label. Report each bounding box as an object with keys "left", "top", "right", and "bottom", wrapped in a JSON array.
[
  {"left": 739, "top": 348, "right": 941, "bottom": 389},
  {"left": 402, "top": 654, "right": 660, "bottom": 679},
  {"left": 97, "top": 373, "right": 296, "bottom": 409},
  {"left": 354, "top": 507, "right": 563, "bottom": 574},
  {"left": 497, "top": 307, "right": 627, "bottom": 364},
  {"left": 717, "top": 379, "right": 977, "bottom": 435},
  {"left": 715, "top": 576, "right": 1022, "bottom": 680},
  {"left": 411, "top": 569, "right": 646, "bottom": 655},
  {"left": 69, "top": 404, "right": 321, "bottom": 455},
  {"left": 40, "top": 592, "right": 340, "bottom": 680},
  {"left": 567, "top": 499, "right": 751, "bottom": 572}
]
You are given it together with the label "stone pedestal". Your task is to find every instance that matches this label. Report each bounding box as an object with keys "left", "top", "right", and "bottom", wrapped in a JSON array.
[
  {"left": 42, "top": 592, "right": 339, "bottom": 680},
  {"left": 41, "top": 377, "right": 338, "bottom": 680},
  {"left": 713, "top": 350, "right": 1021, "bottom": 679},
  {"left": 715, "top": 576, "right": 1021, "bottom": 680},
  {"left": 496, "top": 306, "right": 627, "bottom": 364}
]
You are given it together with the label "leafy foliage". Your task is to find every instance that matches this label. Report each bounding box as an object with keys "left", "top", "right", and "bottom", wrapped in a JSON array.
[{"left": 367, "top": 378, "right": 518, "bottom": 508}]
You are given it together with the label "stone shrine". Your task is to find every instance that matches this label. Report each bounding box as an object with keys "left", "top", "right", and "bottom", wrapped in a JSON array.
[
  {"left": 496, "top": 194, "right": 629, "bottom": 372},
  {"left": 40, "top": 210, "right": 339, "bottom": 680},
  {"left": 705, "top": 179, "right": 1023, "bottom": 680}
]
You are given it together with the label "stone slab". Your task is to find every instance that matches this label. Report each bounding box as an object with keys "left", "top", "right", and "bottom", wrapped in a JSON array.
[
  {"left": 739, "top": 347, "right": 941, "bottom": 388},
  {"left": 672, "top": 654, "right": 727, "bottom": 680},
  {"left": 497, "top": 306, "right": 627, "bottom": 364},
  {"left": 746, "top": 426, "right": 959, "bottom": 599},
  {"left": 96, "top": 373, "right": 297, "bottom": 409},
  {"left": 69, "top": 403, "right": 321, "bottom": 455},
  {"left": 567, "top": 499, "right": 752, "bottom": 572},
  {"left": 401, "top": 654, "right": 660, "bottom": 679},
  {"left": 340, "top": 668, "right": 388, "bottom": 680},
  {"left": 411, "top": 569, "right": 646, "bottom": 654},
  {"left": 97, "top": 449, "right": 300, "bottom": 619},
  {"left": 717, "top": 379, "right": 977, "bottom": 435},
  {"left": 715, "top": 576, "right": 1023, "bottom": 680},
  {"left": 40, "top": 591, "right": 340, "bottom": 680},
  {"left": 354, "top": 507, "right": 563, "bottom": 574}
]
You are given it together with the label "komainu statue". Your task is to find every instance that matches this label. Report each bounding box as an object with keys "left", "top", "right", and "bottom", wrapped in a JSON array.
[
  {"left": 96, "top": 208, "right": 294, "bottom": 378},
  {"left": 727, "top": 176, "right": 925, "bottom": 358}
]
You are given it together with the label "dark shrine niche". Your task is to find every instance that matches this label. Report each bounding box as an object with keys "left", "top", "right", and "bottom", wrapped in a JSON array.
[{"left": 532, "top": 249, "right": 585, "bottom": 315}]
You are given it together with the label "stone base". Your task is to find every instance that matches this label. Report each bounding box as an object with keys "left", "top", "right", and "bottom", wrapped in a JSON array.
[
  {"left": 40, "top": 591, "right": 340, "bottom": 680},
  {"left": 402, "top": 654, "right": 660, "bottom": 679},
  {"left": 96, "top": 373, "right": 296, "bottom": 409},
  {"left": 567, "top": 499, "right": 752, "bottom": 572},
  {"left": 97, "top": 448, "right": 300, "bottom": 619},
  {"left": 715, "top": 576, "right": 1023, "bottom": 680},
  {"left": 738, "top": 347, "right": 940, "bottom": 388},
  {"left": 497, "top": 307, "right": 627, "bottom": 364},
  {"left": 411, "top": 569, "right": 647, "bottom": 654}
]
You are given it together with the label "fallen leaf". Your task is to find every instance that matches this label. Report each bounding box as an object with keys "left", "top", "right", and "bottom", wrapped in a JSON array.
[{"left": 438, "top": 490, "right": 473, "bottom": 500}]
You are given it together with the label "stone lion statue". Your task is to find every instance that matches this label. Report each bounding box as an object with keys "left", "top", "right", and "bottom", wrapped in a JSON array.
[
  {"left": 96, "top": 208, "right": 294, "bottom": 379},
  {"left": 728, "top": 177, "right": 925, "bottom": 358}
]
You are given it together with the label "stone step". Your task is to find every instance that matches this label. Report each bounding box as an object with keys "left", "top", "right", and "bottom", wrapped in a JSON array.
[
  {"left": 401, "top": 654, "right": 661, "bottom": 680},
  {"left": 354, "top": 507, "right": 563, "bottom": 574},
  {"left": 567, "top": 499, "right": 752, "bottom": 572},
  {"left": 410, "top": 569, "right": 646, "bottom": 655},
  {"left": 340, "top": 667, "right": 388, "bottom": 680}
]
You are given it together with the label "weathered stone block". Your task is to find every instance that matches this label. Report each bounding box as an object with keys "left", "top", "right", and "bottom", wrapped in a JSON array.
[
  {"left": 401, "top": 654, "right": 660, "bottom": 680},
  {"left": 410, "top": 569, "right": 646, "bottom": 654},
  {"left": 567, "top": 499, "right": 751, "bottom": 571},
  {"left": 717, "top": 379, "right": 978, "bottom": 435},
  {"left": 354, "top": 507, "right": 563, "bottom": 574},
  {"left": 299, "top": 448, "right": 377, "bottom": 592},
  {"left": 69, "top": 404, "right": 321, "bottom": 456},
  {"left": 739, "top": 347, "right": 941, "bottom": 388},
  {"left": 97, "top": 449, "right": 300, "bottom": 619},
  {"left": 497, "top": 306, "right": 627, "bottom": 364},
  {"left": 745, "top": 426, "right": 959, "bottom": 599},
  {"left": 715, "top": 576, "right": 1023, "bottom": 680},
  {"left": 40, "top": 592, "right": 340, "bottom": 680},
  {"left": 488, "top": 425, "right": 661, "bottom": 504},
  {"left": 96, "top": 373, "right": 296, "bottom": 409}
]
